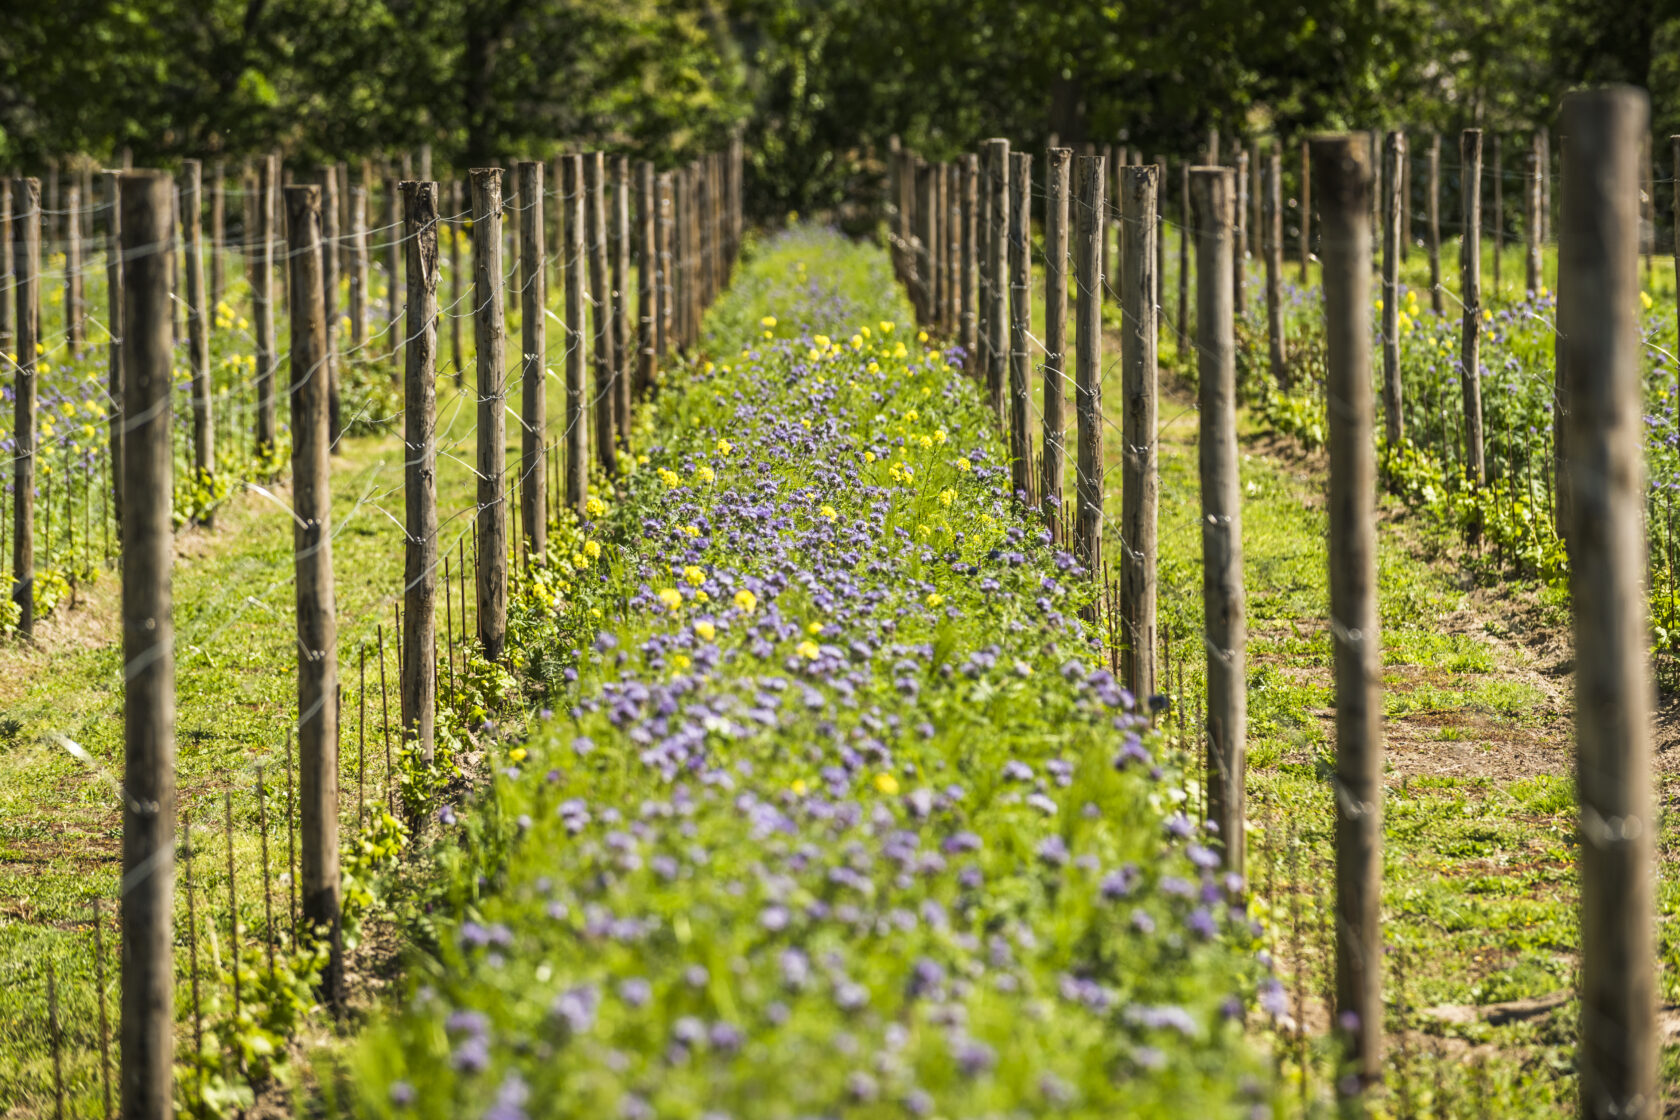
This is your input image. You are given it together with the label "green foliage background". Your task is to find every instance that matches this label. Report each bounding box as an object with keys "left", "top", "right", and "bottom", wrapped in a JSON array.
[{"left": 0, "top": 0, "right": 1676, "bottom": 210}]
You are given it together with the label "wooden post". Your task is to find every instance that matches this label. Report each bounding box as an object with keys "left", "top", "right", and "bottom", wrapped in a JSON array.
[
  {"left": 565, "top": 156, "right": 588, "bottom": 514},
  {"left": 285, "top": 183, "right": 343, "bottom": 1006},
  {"left": 1561, "top": 86, "right": 1656, "bottom": 1120},
  {"left": 1042, "top": 148, "right": 1070, "bottom": 538},
  {"left": 450, "top": 179, "right": 465, "bottom": 383},
  {"left": 1177, "top": 162, "right": 1191, "bottom": 354},
  {"left": 1298, "top": 140, "right": 1311, "bottom": 282},
  {"left": 182, "top": 160, "right": 213, "bottom": 489},
  {"left": 1382, "top": 131, "right": 1406, "bottom": 450},
  {"left": 1312, "top": 133, "right": 1383, "bottom": 1094},
  {"left": 945, "top": 162, "right": 960, "bottom": 335},
  {"left": 917, "top": 159, "right": 935, "bottom": 327},
  {"left": 318, "top": 165, "right": 341, "bottom": 447},
  {"left": 517, "top": 161, "right": 547, "bottom": 564},
  {"left": 1264, "top": 151, "right": 1289, "bottom": 388},
  {"left": 1073, "top": 154, "right": 1104, "bottom": 578},
  {"left": 984, "top": 139, "right": 1010, "bottom": 427},
  {"left": 1008, "top": 152, "right": 1032, "bottom": 500},
  {"left": 1460, "top": 129, "right": 1486, "bottom": 489},
  {"left": 117, "top": 170, "right": 176, "bottom": 1120},
  {"left": 1192, "top": 167, "right": 1246, "bottom": 872},
  {"left": 104, "top": 171, "right": 123, "bottom": 539},
  {"left": 253, "top": 156, "right": 278, "bottom": 456},
  {"left": 348, "top": 182, "right": 367, "bottom": 349},
  {"left": 470, "top": 168, "right": 509, "bottom": 662},
  {"left": 0, "top": 180, "right": 10, "bottom": 359},
  {"left": 1121, "top": 163, "right": 1159, "bottom": 701},
  {"left": 11, "top": 177, "right": 38, "bottom": 638},
  {"left": 1530, "top": 133, "right": 1547, "bottom": 296},
  {"left": 585, "top": 153, "right": 618, "bottom": 476},
  {"left": 401, "top": 180, "right": 440, "bottom": 769},
  {"left": 1233, "top": 147, "right": 1248, "bottom": 316},
  {"left": 209, "top": 160, "right": 225, "bottom": 312},
  {"left": 636, "top": 159, "right": 657, "bottom": 400},
  {"left": 1427, "top": 134, "right": 1443, "bottom": 315},
  {"left": 612, "top": 155, "right": 632, "bottom": 447},
  {"left": 961, "top": 154, "right": 979, "bottom": 365},
  {"left": 383, "top": 175, "right": 401, "bottom": 353},
  {"left": 657, "top": 171, "right": 673, "bottom": 361},
  {"left": 65, "top": 178, "right": 82, "bottom": 357}
]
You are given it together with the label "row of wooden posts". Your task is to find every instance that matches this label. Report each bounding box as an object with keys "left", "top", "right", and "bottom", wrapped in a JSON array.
[
  {"left": 85, "top": 139, "right": 745, "bottom": 1119},
  {"left": 887, "top": 88, "right": 1654, "bottom": 1116},
  {"left": 6, "top": 139, "right": 745, "bottom": 645}
]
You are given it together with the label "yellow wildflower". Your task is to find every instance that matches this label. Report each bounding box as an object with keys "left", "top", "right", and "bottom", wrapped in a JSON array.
[
  {"left": 874, "top": 772, "right": 900, "bottom": 795},
  {"left": 683, "top": 564, "right": 706, "bottom": 587},
  {"left": 733, "top": 588, "right": 758, "bottom": 614},
  {"left": 926, "top": 593, "right": 944, "bottom": 607},
  {"left": 796, "top": 639, "right": 820, "bottom": 660},
  {"left": 938, "top": 488, "right": 956, "bottom": 508},
  {"left": 696, "top": 465, "right": 716, "bottom": 484},
  {"left": 716, "top": 438, "right": 733, "bottom": 456},
  {"left": 693, "top": 620, "right": 717, "bottom": 642},
  {"left": 583, "top": 540, "right": 601, "bottom": 559},
  {"left": 585, "top": 496, "right": 606, "bottom": 518},
  {"left": 671, "top": 653, "right": 692, "bottom": 671},
  {"left": 760, "top": 315, "right": 777, "bottom": 328},
  {"left": 658, "top": 588, "right": 683, "bottom": 611},
  {"left": 955, "top": 458, "right": 970, "bottom": 473},
  {"left": 819, "top": 504, "right": 838, "bottom": 521},
  {"left": 509, "top": 747, "right": 527, "bottom": 763},
  {"left": 879, "top": 321, "right": 895, "bottom": 334},
  {"left": 791, "top": 779, "right": 808, "bottom": 795}
]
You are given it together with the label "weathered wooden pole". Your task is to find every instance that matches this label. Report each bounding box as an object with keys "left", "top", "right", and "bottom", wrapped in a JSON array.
[
  {"left": 104, "top": 170, "right": 124, "bottom": 539},
  {"left": 450, "top": 179, "right": 465, "bottom": 383},
  {"left": 1177, "top": 162, "right": 1191, "bottom": 354},
  {"left": 585, "top": 153, "right": 618, "bottom": 476},
  {"left": 517, "top": 161, "right": 547, "bottom": 565},
  {"left": 1074, "top": 154, "right": 1104, "bottom": 578},
  {"left": 284, "top": 183, "right": 343, "bottom": 1007},
  {"left": 961, "top": 154, "right": 979, "bottom": 366},
  {"left": 657, "top": 171, "right": 673, "bottom": 361},
  {"left": 253, "top": 156, "right": 278, "bottom": 456},
  {"left": 977, "top": 148, "right": 992, "bottom": 374},
  {"left": 1530, "top": 134, "right": 1547, "bottom": 297},
  {"left": 65, "top": 177, "right": 82, "bottom": 357},
  {"left": 1121, "top": 163, "right": 1159, "bottom": 700},
  {"left": 1561, "top": 86, "right": 1656, "bottom": 1120},
  {"left": 470, "top": 168, "right": 509, "bottom": 662},
  {"left": 636, "top": 159, "right": 657, "bottom": 400},
  {"left": 1298, "top": 139, "right": 1311, "bottom": 282},
  {"left": 182, "top": 160, "right": 213, "bottom": 491},
  {"left": 984, "top": 139, "right": 1010, "bottom": 427},
  {"left": 1008, "top": 152, "right": 1032, "bottom": 500},
  {"left": 384, "top": 174, "right": 401, "bottom": 352},
  {"left": 319, "top": 166, "right": 343, "bottom": 447},
  {"left": 0, "top": 180, "right": 11, "bottom": 358},
  {"left": 1264, "top": 150, "right": 1289, "bottom": 388},
  {"left": 348, "top": 183, "right": 368, "bottom": 350},
  {"left": 1042, "top": 148, "right": 1070, "bottom": 538},
  {"left": 209, "top": 160, "right": 225, "bottom": 311},
  {"left": 11, "top": 177, "right": 38, "bottom": 638},
  {"left": 1192, "top": 166, "right": 1245, "bottom": 872},
  {"left": 1428, "top": 133, "right": 1443, "bottom": 315},
  {"left": 565, "top": 156, "right": 588, "bottom": 514},
  {"left": 1460, "top": 129, "right": 1487, "bottom": 489},
  {"left": 945, "top": 162, "right": 961, "bottom": 335},
  {"left": 918, "top": 159, "right": 936, "bottom": 328},
  {"left": 1382, "top": 131, "right": 1406, "bottom": 450},
  {"left": 1233, "top": 147, "right": 1249, "bottom": 316},
  {"left": 117, "top": 170, "right": 176, "bottom": 1120},
  {"left": 401, "top": 180, "right": 440, "bottom": 770},
  {"left": 612, "top": 155, "right": 632, "bottom": 447},
  {"left": 1313, "top": 133, "right": 1383, "bottom": 1096}
]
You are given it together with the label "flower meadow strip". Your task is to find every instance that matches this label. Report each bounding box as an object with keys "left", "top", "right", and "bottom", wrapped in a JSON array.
[{"left": 351, "top": 229, "right": 1276, "bottom": 1118}]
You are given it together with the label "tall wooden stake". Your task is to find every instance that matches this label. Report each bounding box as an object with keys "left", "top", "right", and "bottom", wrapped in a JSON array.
[
  {"left": 1264, "top": 150, "right": 1289, "bottom": 388},
  {"left": 1460, "top": 129, "right": 1486, "bottom": 489},
  {"left": 182, "top": 160, "right": 213, "bottom": 494},
  {"left": 612, "top": 154, "right": 632, "bottom": 448},
  {"left": 517, "top": 161, "right": 547, "bottom": 565},
  {"left": 1298, "top": 140, "right": 1311, "bottom": 282},
  {"left": 1313, "top": 133, "right": 1383, "bottom": 1096},
  {"left": 117, "top": 169, "right": 176, "bottom": 1120},
  {"left": 402, "top": 180, "right": 440, "bottom": 767},
  {"left": 1073, "top": 153, "right": 1104, "bottom": 579},
  {"left": 253, "top": 156, "right": 278, "bottom": 456},
  {"left": 318, "top": 165, "right": 341, "bottom": 447},
  {"left": 1561, "top": 86, "right": 1656, "bottom": 1120},
  {"left": 564, "top": 155, "right": 588, "bottom": 514},
  {"left": 1428, "top": 134, "right": 1443, "bottom": 315},
  {"left": 961, "top": 154, "right": 979, "bottom": 364},
  {"left": 470, "top": 168, "right": 509, "bottom": 662},
  {"left": 1042, "top": 147, "right": 1070, "bottom": 538},
  {"left": 636, "top": 159, "right": 657, "bottom": 399},
  {"left": 285, "top": 183, "right": 343, "bottom": 1007},
  {"left": 12, "top": 176, "right": 39, "bottom": 638},
  {"left": 1192, "top": 166, "right": 1246, "bottom": 871},
  {"left": 1008, "top": 152, "right": 1032, "bottom": 500},
  {"left": 105, "top": 171, "right": 124, "bottom": 542},
  {"left": 984, "top": 139, "right": 1010, "bottom": 427},
  {"left": 585, "top": 153, "right": 618, "bottom": 476},
  {"left": 1382, "top": 131, "right": 1406, "bottom": 450},
  {"left": 1121, "top": 162, "right": 1159, "bottom": 702}
]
